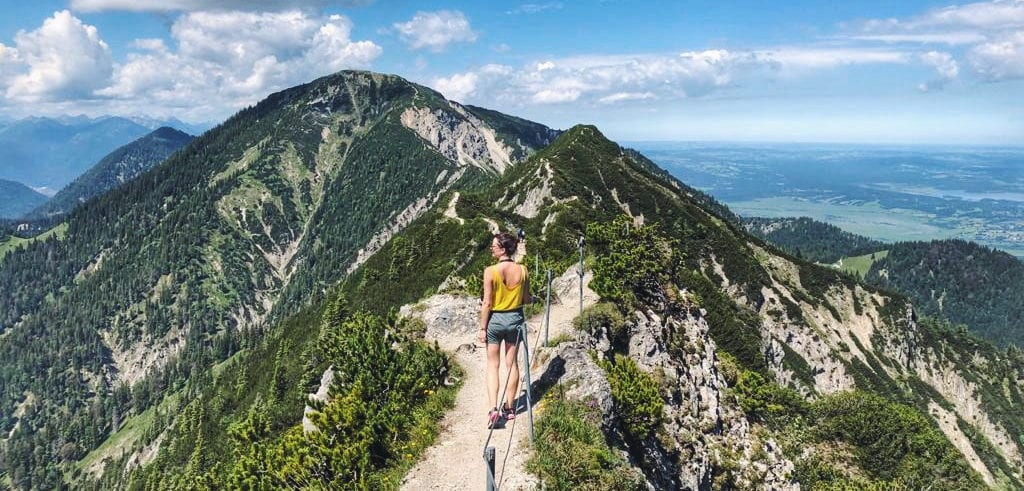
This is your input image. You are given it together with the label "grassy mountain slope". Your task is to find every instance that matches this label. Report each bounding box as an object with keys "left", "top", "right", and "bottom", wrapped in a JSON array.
[
  {"left": 28, "top": 127, "right": 194, "bottom": 219},
  {"left": 0, "top": 70, "right": 554, "bottom": 489},
  {"left": 120, "top": 124, "right": 1022, "bottom": 489},
  {"left": 0, "top": 180, "right": 47, "bottom": 219}
]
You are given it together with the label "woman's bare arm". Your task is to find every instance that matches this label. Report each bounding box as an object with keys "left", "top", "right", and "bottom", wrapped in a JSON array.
[
  {"left": 523, "top": 266, "right": 532, "bottom": 305},
  {"left": 478, "top": 266, "right": 493, "bottom": 343}
]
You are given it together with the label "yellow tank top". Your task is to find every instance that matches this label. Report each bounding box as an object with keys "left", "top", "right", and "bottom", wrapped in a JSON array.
[{"left": 490, "top": 263, "right": 526, "bottom": 311}]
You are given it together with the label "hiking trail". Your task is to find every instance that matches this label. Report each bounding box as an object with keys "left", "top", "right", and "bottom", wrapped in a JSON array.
[{"left": 400, "top": 268, "right": 598, "bottom": 490}]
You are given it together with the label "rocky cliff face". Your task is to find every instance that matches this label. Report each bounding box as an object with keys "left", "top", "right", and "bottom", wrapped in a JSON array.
[{"left": 621, "top": 305, "right": 794, "bottom": 489}]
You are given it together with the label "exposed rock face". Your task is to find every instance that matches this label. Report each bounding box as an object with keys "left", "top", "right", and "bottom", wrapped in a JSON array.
[
  {"left": 531, "top": 295, "right": 796, "bottom": 490},
  {"left": 302, "top": 366, "right": 335, "bottom": 433},
  {"left": 874, "top": 307, "right": 1024, "bottom": 476},
  {"left": 740, "top": 242, "right": 1024, "bottom": 482},
  {"left": 626, "top": 306, "right": 795, "bottom": 490},
  {"left": 400, "top": 105, "right": 514, "bottom": 175},
  {"left": 512, "top": 160, "right": 553, "bottom": 219},
  {"left": 929, "top": 401, "right": 996, "bottom": 486},
  {"left": 398, "top": 294, "right": 480, "bottom": 347}
]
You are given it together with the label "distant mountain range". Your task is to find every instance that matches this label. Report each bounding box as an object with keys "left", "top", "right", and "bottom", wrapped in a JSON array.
[
  {"left": 28, "top": 127, "right": 194, "bottom": 219},
  {"left": 0, "top": 179, "right": 47, "bottom": 219},
  {"left": 0, "top": 116, "right": 209, "bottom": 190}
]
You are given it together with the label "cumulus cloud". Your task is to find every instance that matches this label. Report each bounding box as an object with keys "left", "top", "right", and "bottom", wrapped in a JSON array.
[
  {"left": 433, "top": 72, "right": 479, "bottom": 101},
  {"left": 4, "top": 10, "right": 113, "bottom": 102},
  {"left": 969, "top": 31, "right": 1024, "bottom": 79},
  {"left": 70, "top": 0, "right": 371, "bottom": 12},
  {"left": 850, "top": 0, "right": 1024, "bottom": 81},
  {"left": 0, "top": 9, "right": 383, "bottom": 118},
  {"left": 393, "top": 10, "right": 477, "bottom": 52},
  {"left": 917, "top": 51, "right": 960, "bottom": 91}
]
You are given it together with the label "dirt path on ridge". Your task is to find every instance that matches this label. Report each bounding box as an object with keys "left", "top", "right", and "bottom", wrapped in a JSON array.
[{"left": 400, "top": 269, "right": 598, "bottom": 491}]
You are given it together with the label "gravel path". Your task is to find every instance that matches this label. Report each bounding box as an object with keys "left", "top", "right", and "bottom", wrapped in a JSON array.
[{"left": 400, "top": 269, "right": 598, "bottom": 491}]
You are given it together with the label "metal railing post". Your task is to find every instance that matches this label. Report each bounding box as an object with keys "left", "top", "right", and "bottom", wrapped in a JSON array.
[
  {"left": 520, "top": 324, "right": 535, "bottom": 444},
  {"left": 577, "top": 236, "right": 585, "bottom": 318},
  {"left": 485, "top": 446, "right": 496, "bottom": 491},
  {"left": 543, "top": 269, "right": 552, "bottom": 346}
]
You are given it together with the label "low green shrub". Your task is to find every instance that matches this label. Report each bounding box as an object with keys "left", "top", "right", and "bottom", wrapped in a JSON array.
[
  {"left": 810, "top": 391, "right": 982, "bottom": 489},
  {"left": 545, "top": 333, "right": 575, "bottom": 347},
  {"left": 218, "top": 309, "right": 454, "bottom": 489},
  {"left": 527, "top": 387, "right": 643, "bottom": 490},
  {"left": 573, "top": 302, "right": 626, "bottom": 346},
  {"left": 733, "top": 370, "right": 807, "bottom": 429},
  {"left": 588, "top": 216, "right": 678, "bottom": 310},
  {"left": 600, "top": 355, "right": 664, "bottom": 441}
]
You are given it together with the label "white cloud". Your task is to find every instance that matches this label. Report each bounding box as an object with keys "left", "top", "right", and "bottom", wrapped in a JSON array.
[
  {"left": 910, "top": 0, "right": 1024, "bottom": 30},
  {"left": 433, "top": 72, "right": 479, "bottom": 101},
  {"left": 850, "top": 0, "right": 1024, "bottom": 81},
  {"left": 0, "top": 44, "right": 19, "bottom": 89},
  {"left": 917, "top": 51, "right": 960, "bottom": 91},
  {"left": 532, "top": 88, "right": 581, "bottom": 104},
  {"left": 969, "top": 31, "right": 1024, "bottom": 79},
  {"left": 4, "top": 10, "right": 113, "bottom": 102},
  {"left": 921, "top": 51, "right": 960, "bottom": 78},
  {"left": 92, "top": 10, "right": 381, "bottom": 120},
  {"left": 131, "top": 38, "right": 167, "bottom": 51},
  {"left": 849, "top": 32, "right": 988, "bottom": 45},
  {"left": 506, "top": 3, "right": 564, "bottom": 15},
  {"left": 431, "top": 47, "right": 912, "bottom": 107},
  {"left": 758, "top": 47, "right": 909, "bottom": 69},
  {"left": 393, "top": 10, "right": 477, "bottom": 52},
  {"left": 70, "top": 0, "right": 371, "bottom": 12},
  {"left": 599, "top": 91, "right": 654, "bottom": 104}
]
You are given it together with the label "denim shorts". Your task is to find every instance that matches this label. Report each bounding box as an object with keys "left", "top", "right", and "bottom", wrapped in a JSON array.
[{"left": 487, "top": 310, "right": 525, "bottom": 345}]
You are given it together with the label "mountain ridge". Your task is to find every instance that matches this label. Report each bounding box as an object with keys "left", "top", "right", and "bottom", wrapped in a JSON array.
[
  {"left": 27, "top": 127, "right": 194, "bottom": 219},
  {"left": 0, "top": 180, "right": 47, "bottom": 219},
  {"left": 1, "top": 71, "right": 1022, "bottom": 490},
  {"left": 0, "top": 70, "right": 557, "bottom": 489},
  {"left": 0, "top": 116, "right": 154, "bottom": 189},
  {"left": 745, "top": 215, "right": 1024, "bottom": 348}
]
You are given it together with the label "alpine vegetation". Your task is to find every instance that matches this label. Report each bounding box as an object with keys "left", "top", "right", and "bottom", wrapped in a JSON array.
[{"left": 0, "top": 71, "right": 1021, "bottom": 490}]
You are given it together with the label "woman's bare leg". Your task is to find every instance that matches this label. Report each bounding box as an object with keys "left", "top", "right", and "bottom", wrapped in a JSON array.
[
  {"left": 487, "top": 342, "right": 501, "bottom": 410},
  {"left": 503, "top": 340, "right": 520, "bottom": 410}
]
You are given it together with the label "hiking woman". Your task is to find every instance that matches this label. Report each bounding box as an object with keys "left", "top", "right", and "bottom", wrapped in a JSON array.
[{"left": 478, "top": 232, "right": 530, "bottom": 428}]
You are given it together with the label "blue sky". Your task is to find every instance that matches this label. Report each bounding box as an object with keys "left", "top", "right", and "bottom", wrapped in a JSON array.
[{"left": 0, "top": 0, "right": 1021, "bottom": 144}]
